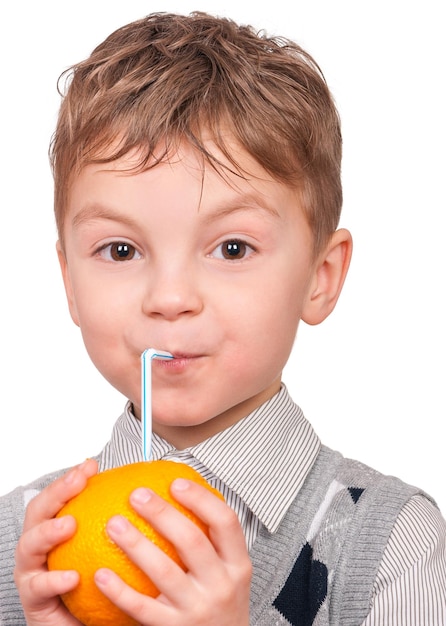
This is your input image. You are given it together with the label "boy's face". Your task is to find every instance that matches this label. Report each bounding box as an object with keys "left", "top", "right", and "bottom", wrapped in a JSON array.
[{"left": 59, "top": 140, "right": 323, "bottom": 447}]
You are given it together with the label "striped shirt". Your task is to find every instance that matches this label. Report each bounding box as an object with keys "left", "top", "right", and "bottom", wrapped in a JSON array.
[{"left": 98, "top": 385, "right": 446, "bottom": 625}]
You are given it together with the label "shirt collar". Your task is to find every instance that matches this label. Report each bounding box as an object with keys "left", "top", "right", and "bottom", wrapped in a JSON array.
[
  {"left": 107, "top": 385, "right": 320, "bottom": 533},
  {"left": 189, "top": 385, "right": 320, "bottom": 532}
]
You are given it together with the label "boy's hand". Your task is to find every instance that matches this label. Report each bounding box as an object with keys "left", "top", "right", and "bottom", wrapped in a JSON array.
[
  {"left": 14, "top": 459, "right": 99, "bottom": 626},
  {"left": 94, "top": 478, "right": 252, "bottom": 626},
  {"left": 15, "top": 461, "right": 251, "bottom": 626}
]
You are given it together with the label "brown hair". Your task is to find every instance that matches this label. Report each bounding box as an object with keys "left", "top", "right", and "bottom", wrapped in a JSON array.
[{"left": 51, "top": 11, "right": 342, "bottom": 253}]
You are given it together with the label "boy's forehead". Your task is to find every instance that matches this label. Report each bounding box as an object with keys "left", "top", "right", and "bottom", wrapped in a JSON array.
[
  {"left": 71, "top": 136, "right": 298, "bottom": 204},
  {"left": 65, "top": 140, "right": 308, "bottom": 235}
]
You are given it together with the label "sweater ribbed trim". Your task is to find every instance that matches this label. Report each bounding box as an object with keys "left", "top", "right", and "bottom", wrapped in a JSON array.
[{"left": 332, "top": 463, "right": 425, "bottom": 625}]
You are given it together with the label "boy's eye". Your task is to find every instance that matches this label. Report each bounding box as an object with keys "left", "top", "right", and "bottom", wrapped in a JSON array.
[
  {"left": 211, "top": 239, "right": 254, "bottom": 260},
  {"left": 98, "top": 242, "right": 142, "bottom": 262}
]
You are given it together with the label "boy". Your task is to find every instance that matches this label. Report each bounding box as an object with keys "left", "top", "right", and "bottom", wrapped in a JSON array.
[{"left": 1, "top": 11, "right": 445, "bottom": 625}]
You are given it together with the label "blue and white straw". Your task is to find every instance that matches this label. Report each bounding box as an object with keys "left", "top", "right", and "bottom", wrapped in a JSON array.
[{"left": 141, "top": 348, "right": 174, "bottom": 461}]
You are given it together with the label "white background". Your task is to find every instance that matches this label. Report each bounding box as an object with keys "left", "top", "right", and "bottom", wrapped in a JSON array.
[{"left": 1, "top": 1, "right": 444, "bottom": 513}]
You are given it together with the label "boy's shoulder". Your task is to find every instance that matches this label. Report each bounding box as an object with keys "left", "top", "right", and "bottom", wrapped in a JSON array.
[
  {"left": 249, "top": 445, "right": 442, "bottom": 625},
  {"left": 311, "top": 443, "right": 435, "bottom": 528},
  {"left": 0, "top": 454, "right": 105, "bottom": 518},
  {"left": 1, "top": 462, "right": 84, "bottom": 510},
  {"left": 301, "top": 445, "right": 439, "bottom": 574},
  {"left": 0, "top": 465, "right": 70, "bottom": 516}
]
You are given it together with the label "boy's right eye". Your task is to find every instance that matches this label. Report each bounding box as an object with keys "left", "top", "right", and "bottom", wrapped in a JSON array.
[{"left": 97, "top": 242, "right": 142, "bottom": 262}]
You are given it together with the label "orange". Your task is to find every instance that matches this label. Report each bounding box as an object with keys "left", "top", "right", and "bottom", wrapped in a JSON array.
[{"left": 47, "top": 460, "right": 223, "bottom": 626}]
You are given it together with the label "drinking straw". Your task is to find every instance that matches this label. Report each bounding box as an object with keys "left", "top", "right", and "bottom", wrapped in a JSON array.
[{"left": 141, "top": 348, "right": 173, "bottom": 461}]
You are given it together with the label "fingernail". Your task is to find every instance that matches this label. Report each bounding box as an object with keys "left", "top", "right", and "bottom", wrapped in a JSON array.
[
  {"left": 95, "top": 568, "right": 112, "bottom": 586},
  {"left": 131, "top": 487, "right": 153, "bottom": 504},
  {"left": 64, "top": 468, "right": 77, "bottom": 484},
  {"left": 107, "top": 515, "right": 129, "bottom": 535},
  {"left": 53, "top": 516, "right": 69, "bottom": 530},
  {"left": 61, "top": 570, "right": 78, "bottom": 583},
  {"left": 172, "top": 478, "right": 190, "bottom": 491}
]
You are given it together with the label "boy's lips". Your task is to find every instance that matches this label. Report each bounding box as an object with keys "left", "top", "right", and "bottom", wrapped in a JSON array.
[
  {"left": 152, "top": 352, "right": 205, "bottom": 369},
  {"left": 171, "top": 352, "right": 205, "bottom": 359}
]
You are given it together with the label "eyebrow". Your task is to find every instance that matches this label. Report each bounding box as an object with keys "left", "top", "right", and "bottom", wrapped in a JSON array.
[
  {"left": 200, "top": 194, "right": 281, "bottom": 223},
  {"left": 71, "top": 203, "right": 140, "bottom": 230},
  {"left": 71, "top": 193, "right": 281, "bottom": 230}
]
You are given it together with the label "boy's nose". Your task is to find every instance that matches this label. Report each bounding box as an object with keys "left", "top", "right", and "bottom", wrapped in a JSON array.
[{"left": 141, "top": 267, "right": 204, "bottom": 321}]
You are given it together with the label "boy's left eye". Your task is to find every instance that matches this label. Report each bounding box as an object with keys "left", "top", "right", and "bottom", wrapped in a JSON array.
[
  {"left": 211, "top": 239, "right": 255, "bottom": 260},
  {"left": 98, "top": 242, "right": 142, "bottom": 262}
]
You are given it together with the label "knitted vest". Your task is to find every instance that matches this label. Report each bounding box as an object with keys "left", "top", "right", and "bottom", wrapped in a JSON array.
[
  {"left": 0, "top": 446, "right": 430, "bottom": 625},
  {"left": 248, "top": 445, "right": 430, "bottom": 625}
]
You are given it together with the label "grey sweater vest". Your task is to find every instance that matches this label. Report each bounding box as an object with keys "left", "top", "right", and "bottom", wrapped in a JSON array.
[
  {"left": 0, "top": 446, "right": 430, "bottom": 625},
  {"left": 249, "top": 446, "right": 430, "bottom": 625}
]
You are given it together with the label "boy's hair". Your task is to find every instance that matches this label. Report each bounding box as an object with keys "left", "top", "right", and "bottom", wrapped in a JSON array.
[{"left": 51, "top": 11, "right": 342, "bottom": 254}]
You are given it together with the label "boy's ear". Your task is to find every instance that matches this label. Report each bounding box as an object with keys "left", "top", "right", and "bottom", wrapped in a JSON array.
[
  {"left": 302, "top": 228, "right": 352, "bottom": 326},
  {"left": 56, "top": 241, "right": 80, "bottom": 327}
]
